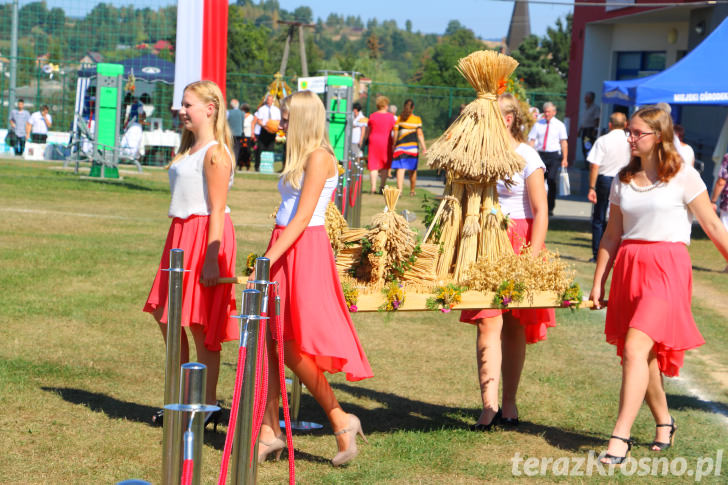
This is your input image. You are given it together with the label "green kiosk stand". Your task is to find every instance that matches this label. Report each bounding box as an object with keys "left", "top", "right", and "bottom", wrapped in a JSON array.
[
  {"left": 89, "top": 63, "right": 123, "bottom": 179},
  {"left": 323, "top": 75, "right": 363, "bottom": 227}
]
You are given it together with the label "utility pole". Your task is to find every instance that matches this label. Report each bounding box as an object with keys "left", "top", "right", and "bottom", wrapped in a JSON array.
[
  {"left": 8, "top": 0, "right": 19, "bottom": 123},
  {"left": 276, "top": 20, "right": 315, "bottom": 77}
]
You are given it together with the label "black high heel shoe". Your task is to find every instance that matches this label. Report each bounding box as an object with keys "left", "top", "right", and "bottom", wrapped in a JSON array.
[
  {"left": 152, "top": 409, "right": 164, "bottom": 426},
  {"left": 600, "top": 435, "right": 632, "bottom": 465},
  {"left": 469, "top": 408, "right": 501, "bottom": 431},
  {"left": 651, "top": 416, "right": 676, "bottom": 451},
  {"left": 204, "top": 409, "right": 223, "bottom": 432}
]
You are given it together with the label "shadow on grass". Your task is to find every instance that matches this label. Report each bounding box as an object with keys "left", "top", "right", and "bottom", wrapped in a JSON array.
[
  {"left": 40, "top": 386, "right": 230, "bottom": 449},
  {"left": 331, "top": 383, "right": 604, "bottom": 452},
  {"left": 666, "top": 392, "right": 728, "bottom": 418}
]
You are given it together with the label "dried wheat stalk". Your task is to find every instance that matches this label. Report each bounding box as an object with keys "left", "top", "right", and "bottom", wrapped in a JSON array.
[{"left": 426, "top": 50, "right": 524, "bottom": 183}]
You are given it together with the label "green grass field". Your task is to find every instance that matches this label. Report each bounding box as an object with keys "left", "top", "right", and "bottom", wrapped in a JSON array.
[{"left": 1, "top": 160, "right": 726, "bottom": 484}]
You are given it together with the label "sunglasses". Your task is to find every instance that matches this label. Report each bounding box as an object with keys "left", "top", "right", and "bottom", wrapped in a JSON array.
[{"left": 626, "top": 129, "right": 655, "bottom": 140}]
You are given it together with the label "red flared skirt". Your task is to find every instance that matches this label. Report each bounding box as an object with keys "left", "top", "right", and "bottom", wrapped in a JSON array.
[
  {"left": 460, "top": 218, "right": 557, "bottom": 344},
  {"left": 267, "top": 225, "right": 373, "bottom": 381},
  {"left": 143, "top": 214, "right": 238, "bottom": 352},
  {"left": 605, "top": 239, "right": 704, "bottom": 377}
]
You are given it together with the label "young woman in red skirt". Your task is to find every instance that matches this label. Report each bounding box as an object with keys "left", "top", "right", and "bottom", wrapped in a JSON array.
[
  {"left": 250, "top": 90, "right": 373, "bottom": 466},
  {"left": 461, "top": 93, "right": 555, "bottom": 431},
  {"left": 143, "top": 80, "right": 238, "bottom": 425},
  {"left": 590, "top": 106, "right": 728, "bottom": 464}
]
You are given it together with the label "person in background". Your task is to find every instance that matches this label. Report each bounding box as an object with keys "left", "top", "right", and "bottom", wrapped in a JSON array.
[
  {"left": 461, "top": 93, "right": 554, "bottom": 431},
  {"left": 528, "top": 101, "right": 568, "bottom": 216},
  {"left": 143, "top": 80, "right": 237, "bottom": 429},
  {"left": 590, "top": 106, "right": 728, "bottom": 464},
  {"left": 9, "top": 98, "right": 30, "bottom": 156},
  {"left": 388, "top": 104, "right": 397, "bottom": 122},
  {"left": 392, "top": 99, "right": 426, "bottom": 196},
  {"left": 579, "top": 91, "right": 601, "bottom": 160},
  {"left": 126, "top": 96, "right": 145, "bottom": 129},
  {"left": 655, "top": 102, "right": 692, "bottom": 165},
  {"left": 710, "top": 152, "right": 728, "bottom": 272},
  {"left": 26, "top": 105, "right": 52, "bottom": 144},
  {"left": 529, "top": 106, "right": 541, "bottom": 122},
  {"left": 252, "top": 94, "right": 281, "bottom": 172},
  {"left": 360, "top": 95, "right": 396, "bottom": 194},
  {"left": 227, "top": 99, "right": 245, "bottom": 171},
  {"left": 240, "top": 103, "right": 254, "bottom": 171},
  {"left": 350, "top": 102, "right": 367, "bottom": 162},
  {"left": 674, "top": 125, "right": 695, "bottom": 167},
  {"left": 586, "top": 112, "right": 631, "bottom": 263}
]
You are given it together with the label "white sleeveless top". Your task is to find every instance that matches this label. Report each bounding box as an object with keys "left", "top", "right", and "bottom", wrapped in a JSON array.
[
  {"left": 168, "top": 140, "right": 234, "bottom": 219},
  {"left": 275, "top": 157, "right": 339, "bottom": 227},
  {"left": 609, "top": 164, "right": 706, "bottom": 245}
]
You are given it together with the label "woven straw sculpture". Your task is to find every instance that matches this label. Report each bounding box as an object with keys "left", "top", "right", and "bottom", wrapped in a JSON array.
[{"left": 425, "top": 50, "right": 525, "bottom": 282}]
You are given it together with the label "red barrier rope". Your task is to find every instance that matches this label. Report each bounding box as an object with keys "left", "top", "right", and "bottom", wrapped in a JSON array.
[
  {"left": 217, "top": 345, "right": 247, "bottom": 485},
  {"left": 181, "top": 459, "right": 194, "bottom": 485},
  {"left": 250, "top": 314, "right": 269, "bottom": 461},
  {"left": 349, "top": 175, "right": 361, "bottom": 208},
  {"left": 272, "top": 284, "right": 295, "bottom": 484}
]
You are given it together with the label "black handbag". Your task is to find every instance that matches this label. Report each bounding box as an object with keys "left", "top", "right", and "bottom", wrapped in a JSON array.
[{"left": 5, "top": 130, "right": 17, "bottom": 146}]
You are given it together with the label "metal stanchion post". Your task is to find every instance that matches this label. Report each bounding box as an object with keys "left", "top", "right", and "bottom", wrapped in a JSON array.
[
  {"left": 281, "top": 374, "right": 323, "bottom": 431},
  {"left": 164, "top": 363, "right": 220, "bottom": 485},
  {"left": 162, "top": 248, "right": 186, "bottom": 485},
  {"left": 253, "top": 257, "right": 271, "bottom": 315},
  {"left": 231, "top": 289, "right": 264, "bottom": 485}
]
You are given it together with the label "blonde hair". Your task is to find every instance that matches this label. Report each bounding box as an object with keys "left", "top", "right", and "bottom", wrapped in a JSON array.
[
  {"left": 280, "top": 90, "right": 334, "bottom": 189},
  {"left": 172, "top": 80, "right": 233, "bottom": 166},
  {"left": 376, "top": 96, "right": 389, "bottom": 110},
  {"left": 498, "top": 93, "right": 526, "bottom": 143}
]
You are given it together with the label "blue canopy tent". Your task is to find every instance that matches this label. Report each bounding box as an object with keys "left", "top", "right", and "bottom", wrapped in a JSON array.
[
  {"left": 601, "top": 76, "right": 654, "bottom": 106},
  {"left": 602, "top": 17, "right": 728, "bottom": 106}
]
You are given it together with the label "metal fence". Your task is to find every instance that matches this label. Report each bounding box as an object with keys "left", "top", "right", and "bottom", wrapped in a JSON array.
[{"left": 364, "top": 81, "right": 566, "bottom": 138}]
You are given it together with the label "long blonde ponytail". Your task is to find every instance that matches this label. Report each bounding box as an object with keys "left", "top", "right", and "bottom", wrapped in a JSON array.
[
  {"left": 280, "top": 90, "right": 334, "bottom": 189},
  {"left": 172, "top": 80, "right": 234, "bottom": 166}
]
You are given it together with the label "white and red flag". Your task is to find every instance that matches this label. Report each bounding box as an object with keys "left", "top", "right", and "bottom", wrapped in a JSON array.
[{"left": 173, "top": 0, "right": 228, "bottom": 108}]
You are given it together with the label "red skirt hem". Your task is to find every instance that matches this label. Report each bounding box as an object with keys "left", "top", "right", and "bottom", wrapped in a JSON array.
[
  {"left": 459, "top": 218, "right": 556, "bottom": 344},
  {"left": 604, "top": 240, "right": 704, "bottom": 377},
  {"left": 143, "top": 214, "right": 238, "bottom": 352},
  {"left": 266, "top": 225, "right": 373, "bottom": 381}
]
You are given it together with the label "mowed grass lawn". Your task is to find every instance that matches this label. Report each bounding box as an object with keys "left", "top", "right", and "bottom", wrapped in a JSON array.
[{"left": 1, "top": 159, "right": 727, "bottom": 484}]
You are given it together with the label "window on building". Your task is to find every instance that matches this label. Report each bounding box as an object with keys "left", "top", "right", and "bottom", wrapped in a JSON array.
[{"left": 615, "top": 51, "right": 666, "bottom": 80}]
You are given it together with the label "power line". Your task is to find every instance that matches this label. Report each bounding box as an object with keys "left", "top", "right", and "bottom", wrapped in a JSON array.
[{"left": 489, "top": 0, "right": 725, "bottom": 7}]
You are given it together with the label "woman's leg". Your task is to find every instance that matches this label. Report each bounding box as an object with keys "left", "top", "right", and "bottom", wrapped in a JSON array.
[
  {"left": 409, "top": 169, "right": 417, "bottom": 195},
  {"left": 500, "top": 314, "right": 526, "bottom": 420},
  {"left": 284, "top": 340, "right": 350, "bottom": 451},
  {"left": 370, "top": 169, "right": 378, "bottom": 193},
  {"left": 188, "top": 324, "right": 221, "bottom": 405},
  {"left": 155, "top": 306, "right": 191, "bottom": 363},
  {"left": 378, "top": 169, "right": 388, "bottom": 190},
  {"left": 475, "top": 315, "right": 504, "bottom": 424},
  {"left": 644, "top": 350, "right": 673, "bottom": 449},
  {"left": 396, "top": 168, "right": 405, "bottom": 192},
  {"left": 602, "top": 327, "right": 654, "bottom": 461}
]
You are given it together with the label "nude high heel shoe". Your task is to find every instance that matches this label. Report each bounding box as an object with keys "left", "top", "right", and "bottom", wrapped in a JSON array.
[
  {"left": 258, "top": 433, "right": 286, "bottom": 463},
  {"left": 332, "top": 414, "right": 368, "bottom": 467}
]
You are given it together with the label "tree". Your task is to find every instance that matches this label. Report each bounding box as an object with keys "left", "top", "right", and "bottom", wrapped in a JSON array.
[
  {"left": 405, "top": 20, "right": 412, "bottom": 33},
  {"left": 541, "top": 14, "right": 572, "bottom": 81},
  {"left": 292, "top": 6, "right": 313, "bottom": 23},
  {"left": 416, "top": 25, "right": 484, "bottom": 87},
  {"left": 511, "top": 14, "right": 572, "bottom": 92}
]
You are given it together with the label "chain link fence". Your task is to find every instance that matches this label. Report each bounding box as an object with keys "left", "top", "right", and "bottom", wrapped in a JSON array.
[{"left": 0, "top": 1, "right": 567, "bottom": 159}]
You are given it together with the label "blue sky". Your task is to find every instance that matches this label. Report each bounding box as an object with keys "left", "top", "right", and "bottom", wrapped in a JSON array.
[
  {"left": 33, "top": 1, "right": 572, "bottom": 40},
  {"left": 278, "top": 0, "right": 573, "bottom": 39}
]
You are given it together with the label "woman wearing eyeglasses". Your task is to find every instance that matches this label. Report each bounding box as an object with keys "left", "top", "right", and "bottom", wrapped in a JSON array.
[{"left": 589, "top": 106, "right": 728, "bottom": 464}]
